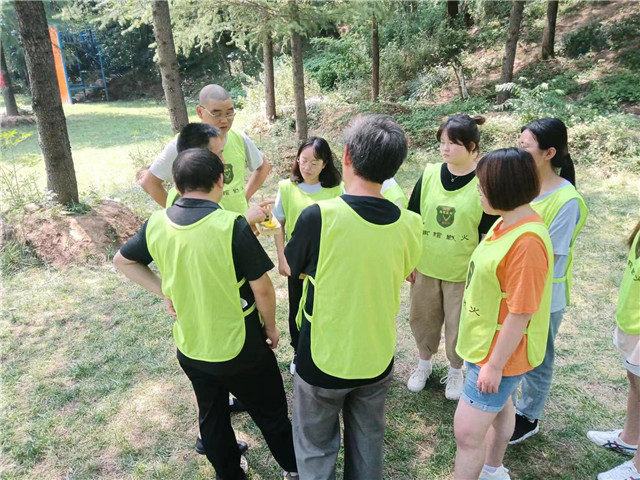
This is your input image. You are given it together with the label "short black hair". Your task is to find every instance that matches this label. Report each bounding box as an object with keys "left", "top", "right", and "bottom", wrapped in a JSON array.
[
  {"left": 176, "top": 123, "right": 221, "bottom": 153},
  {"left": 476, "top": 148, "right": 540, "bottom": 211},
  {"left": 344, "top": 114, "right": 407, "bottom": 184},
  {"left": 437, "top": 114, "right": 485, "bottom": 153},
  {"left": 172, "top": 148, "right": 224, "bottom": 194},
  {"left": 291, "top": 136, "right": 342, "bottom": 188}
]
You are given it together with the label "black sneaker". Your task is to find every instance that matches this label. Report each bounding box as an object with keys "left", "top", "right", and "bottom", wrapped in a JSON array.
[
  {"left": 229, "top": 397, "right": 246, "bottom": 413},
  {"left": 195, "top": 438, "right": 249, "bottom": 455},
  {"left": 509, "top": 413, "right": 539, "bottom": 445},
  {"left": 195, "top": 436, "right": 205, "bottom": 455}
]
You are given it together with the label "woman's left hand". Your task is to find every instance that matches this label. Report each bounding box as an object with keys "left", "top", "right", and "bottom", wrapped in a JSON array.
[{"left": 477, "top": 363, "right": 502, "bottom": 394}]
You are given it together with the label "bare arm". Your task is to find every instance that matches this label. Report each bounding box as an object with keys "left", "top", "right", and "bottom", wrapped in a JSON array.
[
  {"left": 140, "top": 170, "right": 168, "bottom": 207},
  {"left": 245, "top": 158, "right": 272, "bottom": 202},
  {"left": 275, "top": 221, "right": 291, "bottom": 276},
  {"left": 477, "top": 312, "right": 532, "bottom": 393},
  {"left": 113, "top": 251, "right": 176, "bottom": 317},
  {"left": 249, "top": 272, "right": 279, "bottom": 348}
]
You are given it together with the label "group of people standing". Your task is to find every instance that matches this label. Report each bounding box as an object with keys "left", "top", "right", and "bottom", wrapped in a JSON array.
[{"left": 114, "top": 83, "right": 639, "bottom": 480}]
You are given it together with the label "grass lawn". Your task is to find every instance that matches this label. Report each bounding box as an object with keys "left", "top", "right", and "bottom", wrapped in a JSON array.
[{"left": 1, "top": 100, "right": 639, "bottom": 479}]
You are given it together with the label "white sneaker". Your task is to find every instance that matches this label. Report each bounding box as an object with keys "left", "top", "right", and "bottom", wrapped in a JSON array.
[
  {"left": 407, "top": 364, "right": 432, "bottom": 392},
  {"left": 289, "top": 354, "right": 297, "bottom": 376},
  {"left": 597, "top": 460, "right": 640, "bottom": 480},
  {"left": 587, "top": 429, "right": 638, "bottom": 455},
  {"left": 478, "top": 465, "right": 511, "bottom": 480},
  {"left": 441, "top": 370, "right": 464, "bottom": 400},
  {"left": 240, "top": 455, "right": 248, "bottom": 473}
]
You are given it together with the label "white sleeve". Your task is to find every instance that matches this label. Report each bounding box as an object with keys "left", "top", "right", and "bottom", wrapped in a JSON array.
[
  {"left": 380, "top": 177, "right": 398, "bottom": 194},
  {"left": 148, "top": 138, "right": 179, "bottom": 182},
  {"left": 240, "top": 132, "right": 265, "bottom": 172},
  {"left": 273, "top": 189, "right": 285, "bottom": 222}
]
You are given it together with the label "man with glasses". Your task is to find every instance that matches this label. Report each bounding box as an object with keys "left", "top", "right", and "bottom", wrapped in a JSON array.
[{"left": 141, "top": 84, "right": 271, "bottom": 213}]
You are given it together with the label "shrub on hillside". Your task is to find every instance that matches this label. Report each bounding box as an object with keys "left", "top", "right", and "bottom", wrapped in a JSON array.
[
  {"left": 563, "top": 21, "right": 610, "bottom": 57},
  {"left": 582, "top": 73, "right": 640, "bottom": 108},
  {"left": 570, "top": 115, "right": 640, "bottom": 173},
  {"left": 305, "top": 35, "right": 369, "bottom": 92}
]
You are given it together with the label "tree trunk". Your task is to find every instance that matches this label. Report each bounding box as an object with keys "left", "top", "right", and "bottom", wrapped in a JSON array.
[
  {"left": 151, "top": 0, "right": 188, "bottom": 133},
  {"left": 447, "top": 1, "right": 459, "bottom": 22},
  {"left": 263, "top": 31, "right": 276, "bottom": 123},
  {"left": 371, "top": 14, "right": 379, "bottom": 102},
  {"left": 451, "top": 57, "right": 470, "bottom": 101},
  {"left": 463, "top": 1, "right": 473, "bottom": 28},
  {"left": 1, "top": 40, "right": 19, "bottom": 116},
  {"left": 290, "top": 0, "right": 307, "bottom": 140},
  {"left": 496, "top": 0, "right": 525, "bottom": 105},
  {"left": 542, "top": 0, "right": 559, "bottom": 60},
  {"left": 14, "top": 0, "right": 78, "bottom": 205}
]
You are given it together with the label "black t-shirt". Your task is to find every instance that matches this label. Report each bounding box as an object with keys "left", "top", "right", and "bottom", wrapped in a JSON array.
[
  {"left": 408, "top": 163, "right": 499, "bottom": 236},
  {"left": 284, "top": 195, "right": 399, "bottom": 389},
  {"left": 119, "top": 197, "right": 275, "bottom": 375}
]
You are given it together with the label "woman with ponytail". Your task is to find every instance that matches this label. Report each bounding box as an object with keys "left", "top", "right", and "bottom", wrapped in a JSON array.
[
  {"left": 406, "top": 114, "right": 499, "bottom": 401},
  {"left": 510, "top": 117, "right": 589, "bottom": 444}
]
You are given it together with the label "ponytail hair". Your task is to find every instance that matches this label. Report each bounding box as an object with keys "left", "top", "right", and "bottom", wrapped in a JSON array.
[
  {"left": 437, "top": 114, "right": 486, "bottom": 153},
  {"left": 521, "top": 117, "right": 576, "bottom": 186}
]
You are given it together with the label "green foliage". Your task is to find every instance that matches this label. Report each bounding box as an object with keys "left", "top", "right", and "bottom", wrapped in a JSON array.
[
  {"left": 305, "top": 35, "right": 369, "bottom": 91},
  {"left": 607, "top": 13, "right": 640, "bottom": 48},
  {"left": 394, "top": 97, "right": 491, "bottom": 148},
  {"left": 0, "top": 239, "right": 42, "bottom": 278},
  {"left": 241, "top": 55, "right": 323, "bottom": 119},
  {"left": 497, "top": 81, "right": 577, "bottom": 124},
  {"left": 0, "top": 131, "right": 44, "bottom": 212},
  {"left": 570, "top": 115, "right": 640, "bottom": 172},
  {"left": 563, "top": 21, "right": 610, "bottom": 58},
  {"left": 582, "top": 73, "right": 640, "bottom": 108},
  {"left": 407, "top": 66, "right": 452, "bottom": 101}
]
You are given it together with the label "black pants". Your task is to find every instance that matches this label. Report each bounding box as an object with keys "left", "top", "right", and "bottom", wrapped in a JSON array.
[
  {"left": 288, "top": 276, "right": 304, "bottom": 351},
  {"left": 179, "top": 351, "right": 297, "bottom": 479}
]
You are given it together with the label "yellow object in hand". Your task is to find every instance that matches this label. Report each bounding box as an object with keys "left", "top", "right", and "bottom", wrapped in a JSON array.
[{"left": 264, "top": 219, "right": 276, "bottom": 228}]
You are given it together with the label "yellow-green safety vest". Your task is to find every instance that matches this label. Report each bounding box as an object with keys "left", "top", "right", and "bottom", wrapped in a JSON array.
[
  {"left": 417, "top": 163, "right": 484, "bottom": 282},
  {"left": 278, "top": 180, "right": 343, "bottom": 242},
  {"left": 166, "top": 186, "right": 180, "bottom": 208},
  {"left": 456, "top": 221, "right": 554, "bottom": 368},
  {"left": 382, "top": 183, "right": 408, "bottom": 208},
  {"left": 531, "top": 184, "right": 588, "bottom": 306},
  {"left": 165, "top": 130, "right": 249, "bottom": 213},
  {"left": 616, "top": 228, "right": 640, "bottom": 335},
  {"left": 299, "top": 197, "right": 422, "bottom": 379},
  {"left": 146, "top": 208, "right": 257, "bottom": 362},
  {"left": 220, "top": 129, "right": 249, "bottom": 213}
]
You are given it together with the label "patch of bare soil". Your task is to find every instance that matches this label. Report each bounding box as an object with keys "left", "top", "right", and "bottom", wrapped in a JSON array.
[
  {"left": 0, "top": 114, "right": 35, "bottom": 128},
  {"left": 13, "top": 200, "right": 141, "bottom": 267}
]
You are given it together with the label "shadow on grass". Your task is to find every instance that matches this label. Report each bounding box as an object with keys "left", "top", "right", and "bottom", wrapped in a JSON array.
[{"left": 2, "top": 110, "right": 173, "bottom": 160}]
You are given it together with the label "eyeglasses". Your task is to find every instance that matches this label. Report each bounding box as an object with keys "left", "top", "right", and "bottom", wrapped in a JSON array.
[
  {"left": 199, "top": 105, "right": 235, "bottom": 121},
  {"left": 298, "top": 158, "right": 323, "bottom": 167}
]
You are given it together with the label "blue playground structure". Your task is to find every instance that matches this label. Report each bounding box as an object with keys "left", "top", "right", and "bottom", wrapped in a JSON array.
[{"left": 55, "top": 27, "right": 109, "bottom": 104}]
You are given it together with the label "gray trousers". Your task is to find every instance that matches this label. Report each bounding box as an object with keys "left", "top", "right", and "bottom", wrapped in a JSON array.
[{"left": 292, "top": 370, "right": 393, "bottom": 480}]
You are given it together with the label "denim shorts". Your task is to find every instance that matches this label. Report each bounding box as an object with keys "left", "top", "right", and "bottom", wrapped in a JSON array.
[
  {"left": 461, "top": 362, "right": 524, "bottom": 413},
  {"left": 623, "top": 357, "right": 640, "bottom": 377}
]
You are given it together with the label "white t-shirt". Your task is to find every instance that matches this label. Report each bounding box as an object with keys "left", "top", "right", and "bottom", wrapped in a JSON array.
[
  {"left": 272, "top": 181, "right": 326, "bottom": 222},
  {"left": 380, "top": 178, "right": 398, "bottom": 195},
  {"left": 148, "top": 131, "right": 264, "bottom": 183},
  {"left": 534, "top": 179, "right": 582, "bottom": 312}
]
